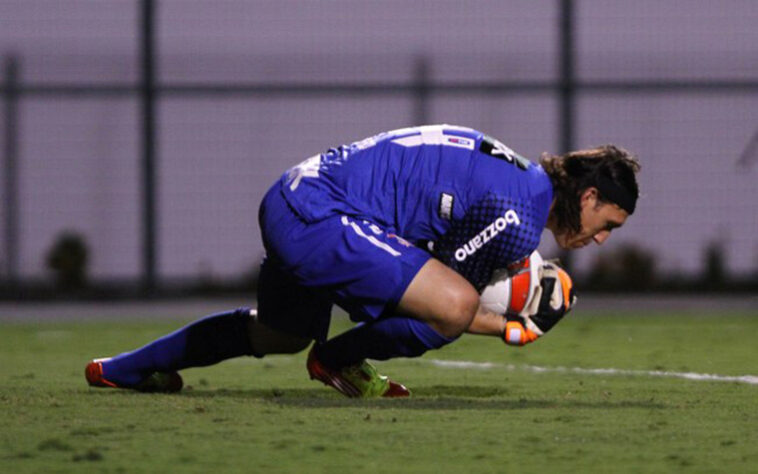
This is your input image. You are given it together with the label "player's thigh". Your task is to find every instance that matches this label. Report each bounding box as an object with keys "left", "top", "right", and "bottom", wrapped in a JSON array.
[
  {"left": 323, "top": 216, "right": 433, "bottom": 320},
  {"left": 396, "top": 258, "right": 480, "bottom": 338}
]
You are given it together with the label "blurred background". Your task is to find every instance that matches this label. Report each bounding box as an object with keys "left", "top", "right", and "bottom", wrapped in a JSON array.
[{"left": 1, "top": 0, "right": 756, "bottom": 300}]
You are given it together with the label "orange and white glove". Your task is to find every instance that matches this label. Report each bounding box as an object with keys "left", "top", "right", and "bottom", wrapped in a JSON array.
[{"left": 502, "top": 260, "right": 576, "bottom": 346}]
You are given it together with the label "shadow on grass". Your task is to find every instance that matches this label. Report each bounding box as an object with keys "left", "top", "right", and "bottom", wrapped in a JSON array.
[{"left": 172, "top": 385, "right": 667, "bottom": 411}]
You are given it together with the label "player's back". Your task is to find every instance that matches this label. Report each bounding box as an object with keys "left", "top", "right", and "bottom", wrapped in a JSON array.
[
  {"left": 280, "top": 125, "right": 475, "bottom": 228},
  {"left": 281, "top": 125, "right": 549, "bottom": 242}
]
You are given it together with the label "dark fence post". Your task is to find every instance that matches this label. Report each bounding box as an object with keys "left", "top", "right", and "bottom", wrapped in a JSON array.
[
  {"left": 3, "top": 56, "right": 19, "bottom": 286},
  {"left": 558, "top": 0, "right": 576, "bottom": 273},
  {"left": 140, "top": 0, "right": 158, "bottom": 293},
  {"left": 413, "top": 56, "right": 430, "bottom": 126},
  {"left": 559, "top": 0, "right": 576, "bottom": 155},
  {"left": 737, "top": 128, "right": 758, "bottom": 167}
]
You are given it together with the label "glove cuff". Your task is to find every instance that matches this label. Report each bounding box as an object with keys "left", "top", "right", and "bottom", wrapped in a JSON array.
[{"left": 503, "top": 320, "right": 539, "bottom": 346}]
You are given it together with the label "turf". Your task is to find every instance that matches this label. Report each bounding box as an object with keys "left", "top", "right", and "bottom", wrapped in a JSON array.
[{"left": 1, "top": 310, "right": 757, "bottom": 473}]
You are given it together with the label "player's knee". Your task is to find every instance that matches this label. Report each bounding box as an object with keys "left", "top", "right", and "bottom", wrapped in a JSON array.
[
  {"left": 247, "top": 319, "right": 312, "bottom": 357},
  {"left": 435, "top": 286, "right": 479, "bottom": 338}
]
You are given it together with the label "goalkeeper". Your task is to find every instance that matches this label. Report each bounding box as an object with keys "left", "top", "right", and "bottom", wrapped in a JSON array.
[{"left": 85, "top": 125, "right": 640, "bottom": 397}]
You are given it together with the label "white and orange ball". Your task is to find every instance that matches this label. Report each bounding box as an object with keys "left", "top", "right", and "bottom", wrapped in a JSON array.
[{"left": 479, "top": 250, "right": 543, "bottom": 317}]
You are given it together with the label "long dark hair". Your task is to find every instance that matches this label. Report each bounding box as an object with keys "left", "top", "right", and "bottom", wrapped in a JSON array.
[{"left": 540, "top": 145, "right": 640, "bottom": 234}]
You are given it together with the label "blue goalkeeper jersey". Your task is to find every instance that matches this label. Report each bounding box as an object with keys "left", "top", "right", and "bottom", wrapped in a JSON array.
[{"left": 279, "top": 125, "right": 553, "bottom": 290}]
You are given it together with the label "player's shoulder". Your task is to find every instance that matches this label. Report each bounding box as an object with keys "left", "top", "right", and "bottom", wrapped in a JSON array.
[
  {"left": 509, "top": 162, "right": 552, "bottom": 218},
  {"left": 370, "top": 124, "right": 484, "bottom": 148},
  {"left": 469, "top": 138, "right": 553, "bottom": 224},
  {"left": 473, "top": 135, "right": 551, "bottom": 192},
  {"left": 385, "top": 124, "right": 483, "bottom": 138},
  {"left": 527, "top": 162, "right": 553, "bottom": 197}
]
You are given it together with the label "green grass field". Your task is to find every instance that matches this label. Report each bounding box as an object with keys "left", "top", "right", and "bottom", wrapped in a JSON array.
[{"left": 1, "top": 310, "right": 757, "bottom": 473}]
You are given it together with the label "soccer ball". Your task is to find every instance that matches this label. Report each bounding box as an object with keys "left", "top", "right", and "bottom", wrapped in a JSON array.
[{"left": 479, "top": 250, "right": 544, "bottom": 317}]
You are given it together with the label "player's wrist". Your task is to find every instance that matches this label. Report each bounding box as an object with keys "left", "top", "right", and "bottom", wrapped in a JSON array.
[{"left": 466, "top": 304, "right": 509, "bottom": 336}]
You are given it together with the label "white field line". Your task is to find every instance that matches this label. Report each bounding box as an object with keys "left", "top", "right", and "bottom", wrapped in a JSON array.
[{"left": 426, "top": 359, "right": 758, "bottom": 385}]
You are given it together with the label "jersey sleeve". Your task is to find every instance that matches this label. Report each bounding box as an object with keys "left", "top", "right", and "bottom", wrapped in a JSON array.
[{"left": 433, "top": 192, "right": 544, "bottom": 291}]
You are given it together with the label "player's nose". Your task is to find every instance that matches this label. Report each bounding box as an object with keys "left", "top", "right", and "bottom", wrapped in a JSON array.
[{"left": 593, "top": 230, "right": 610, "bottom": 245}]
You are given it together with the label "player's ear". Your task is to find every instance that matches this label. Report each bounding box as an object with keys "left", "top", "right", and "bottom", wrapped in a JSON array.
[{"left": 579, "top": 187, "right": 598, "bottom": 206}]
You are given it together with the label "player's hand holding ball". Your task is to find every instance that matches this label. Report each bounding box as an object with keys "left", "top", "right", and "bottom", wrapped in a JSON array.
[{"left": 480, "top": 251, "right": 576, "bottom": 346}]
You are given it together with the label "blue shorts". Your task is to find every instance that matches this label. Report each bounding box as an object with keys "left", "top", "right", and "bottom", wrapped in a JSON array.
[{"left": 256, "top": 183, "right": 431, "bottom": 341}]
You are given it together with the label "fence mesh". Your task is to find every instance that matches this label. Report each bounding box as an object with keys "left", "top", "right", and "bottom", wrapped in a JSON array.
[{"left": 1, "top": 1, "right": 756, "bottom": 288}]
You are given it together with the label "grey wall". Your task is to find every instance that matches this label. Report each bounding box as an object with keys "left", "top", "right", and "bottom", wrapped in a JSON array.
[{"left": 1, "top": 1, "right": 756, "bottom": 282}]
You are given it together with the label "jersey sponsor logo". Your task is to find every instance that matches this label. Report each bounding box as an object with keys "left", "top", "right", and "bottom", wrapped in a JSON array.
[
  {"left": 454, "top": 210, "right": 521, "bottom": 262},
  {"left": 446, "top": 136, "right": 474, "bottom": 148},
  {"left": 438, "top": 193, "right": 454, "bottom": 221}
]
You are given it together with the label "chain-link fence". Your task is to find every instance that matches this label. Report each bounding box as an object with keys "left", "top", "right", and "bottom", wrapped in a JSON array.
[{"left": 1, "top": 0, "right": 757, "bottom": 295}]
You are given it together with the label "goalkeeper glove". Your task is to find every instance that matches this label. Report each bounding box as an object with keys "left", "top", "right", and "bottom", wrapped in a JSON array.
[{"left": 502, "top": 260, "right": 576, "bottom": 346}]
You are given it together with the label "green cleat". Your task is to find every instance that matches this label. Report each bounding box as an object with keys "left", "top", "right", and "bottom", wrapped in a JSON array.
[{"left": 306, "top": 347, "right": 410, "bottom": 398}]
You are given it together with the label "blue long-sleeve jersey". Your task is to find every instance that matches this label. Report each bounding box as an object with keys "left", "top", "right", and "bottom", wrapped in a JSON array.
[{"left": 279, "top": 125, "right": 553, "bottom": 290}]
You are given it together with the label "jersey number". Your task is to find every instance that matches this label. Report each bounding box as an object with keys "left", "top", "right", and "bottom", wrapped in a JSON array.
[
  {"left": 287, "top": 154, "right": 320, "bottom": 191},
  {"left": 480, "top": 136, "right": 529, "bottom": 170}
]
